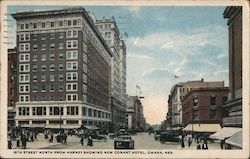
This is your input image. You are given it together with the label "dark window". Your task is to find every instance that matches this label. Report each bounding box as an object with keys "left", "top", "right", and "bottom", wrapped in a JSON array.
[{"left": 210, "top": 96, "right": 216, "bottom": 105}]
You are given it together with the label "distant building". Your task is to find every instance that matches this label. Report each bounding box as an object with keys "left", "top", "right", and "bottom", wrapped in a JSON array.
[
  {"left": 8, "top": 48, "right": 17, "bottom": 128},
  {"left": 182, "top": 87, "right": 229, "bottom": 125},
  {"left": 223, "top": 6, "right": 242, "bottom": 128},
  {"left": 11, "top": 7, "right": 113, "bottom": 128},
  {"left": 95, "top": 16, "right": 127, "bottom": 130},
  {"left": 167, "top": 79, "right": 225, "bottom": 127},
  {"left": 126, "top": 96, "right": 145, "bottom": 130}
]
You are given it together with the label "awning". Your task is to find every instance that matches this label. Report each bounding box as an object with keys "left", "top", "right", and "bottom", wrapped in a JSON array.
[
  {"left": 209, "top": 127, "right": 241, "bottom": 140},
  {"left": 225, "top": 130, "right": 242, "bottom": 148},
  {"left": 82, "top": 125, "right": 100, "bottom": 130},
  {"left": 45, "top": 124, "right": 81, "bottom": 129},
  {"left": 183, "top": 123, "right": 221, "bottom": 132},
  {"left": 21, "top": 124, "right": 45, "bottom": 128}
]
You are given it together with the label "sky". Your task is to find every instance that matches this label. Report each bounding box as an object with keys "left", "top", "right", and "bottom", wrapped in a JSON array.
[{"left": 7, "top": 5, "right": 229, "bottom": 125}]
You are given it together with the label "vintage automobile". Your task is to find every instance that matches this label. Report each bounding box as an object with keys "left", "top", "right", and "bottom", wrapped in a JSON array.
[
  {"left": 114, "top": 135, "right": 134, "bottom": 149},
  {"left": 90, "top": 133, "right": 107, "bottom": 142},
  {"left": 154, "top": 130, "right": 165, "bottom": 140},
  {"left": 159, "top": 131, "right": 181, "bottom": 143}
]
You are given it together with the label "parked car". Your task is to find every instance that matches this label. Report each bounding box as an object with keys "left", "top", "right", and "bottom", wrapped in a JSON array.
[
  {"left": 90, "top": 133, "right": 107, "bottom": 142},
  {"left": 114, "top": 135, "right": 134, "bottom": 149},
  {"left": 159, "top": 131, "right": 181, "bottom": 143},
  {"left": 154, "top": 130, "right": 165, "bottom": 140}
]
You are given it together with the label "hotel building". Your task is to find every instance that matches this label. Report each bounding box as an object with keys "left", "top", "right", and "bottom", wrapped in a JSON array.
[{"left": 11, "top": 7, "right": 113, "bottom": 128}]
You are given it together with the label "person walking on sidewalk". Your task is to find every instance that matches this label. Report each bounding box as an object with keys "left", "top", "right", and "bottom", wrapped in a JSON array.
[
  {"left": 188, "top": 136, "right": 192, "bottom": 147},
  {"left": 80, "top": 136, "right": 84, "bottom": 146}
]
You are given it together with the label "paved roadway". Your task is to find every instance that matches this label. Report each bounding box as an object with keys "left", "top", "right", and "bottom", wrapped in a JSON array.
[{"left": 11, "top": 132, "right": 221, "bottom": 150}]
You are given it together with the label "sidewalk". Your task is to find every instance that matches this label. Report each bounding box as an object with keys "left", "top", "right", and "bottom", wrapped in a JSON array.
[
  {"left": 178, "top": 139, "right": 221, "bottom": 150},
  {"left": 10, "top": 133, "right": 61, "bottom": 149}
]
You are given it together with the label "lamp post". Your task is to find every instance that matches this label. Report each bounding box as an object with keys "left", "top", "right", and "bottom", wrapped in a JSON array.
[{"left": 59, "top": 106, "right": 63, "bottom": 135}]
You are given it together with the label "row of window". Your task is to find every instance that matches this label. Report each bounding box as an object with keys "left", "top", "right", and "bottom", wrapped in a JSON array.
[
  {"left": 18, "top": 120, "right": 110, "bottom": 126},
  {"left": 19, "top": 72, "right": 87, "bottom": 83},
  {"left": 19, "top": 40, "right": 78, "bottom": 52},
  {"left": 96, "top": 24, "right": 112, "bottom": 30},
  {"left": 17, "top": 106, "right": 111, "bottom": 119},
  {"left": 19, "top": 62, "right": 80, "bottom": 72},
  {"left": 19, "top": 94, "right": 79, "bottom": 102},
  {"left": 19, "top": 31, "right": 78, "bottom": 42},
  {"left": 18, "top": 19, "right": 81, "bottom": 30}
]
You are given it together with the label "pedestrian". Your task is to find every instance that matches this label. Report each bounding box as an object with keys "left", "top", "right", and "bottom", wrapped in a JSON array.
[
  {"left": 31, "top": 133, "right": 34, "bottom": 142},
  {"left": 16, "top": 137, "right": 20, "bottom": 147},
  {"left": 196, "top": 141, "right": 201, "bottom": 150},
  {"left": 80, "top": 136, "right": 84, "bottom": 146},
  {"left": 87, "top": 136, "right": 93, "bottom": 147},
  {"left": 181, "top": 134, "right": 185, "bottom": 148},
  {"left": 188, "top": 136, "right": 192, "bottom": 147},
  {"left": 8, "top": 139, "right": 12, "bottom": 149},
  {"left": 220, "top": 139, "right": 225, "bottom": 149},
  {"left": 50, "top": 134, "right": 54, "bottom": 142},
  {"left": 21, "top": 135, "right": 27, "bottom": 149}
]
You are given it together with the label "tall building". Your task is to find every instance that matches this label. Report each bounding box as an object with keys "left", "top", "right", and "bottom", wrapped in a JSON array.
[
  {"left": 182, "top": 87, "right": 229, "bottom": 124},
  {"left": 168, "top": 79, "right": 225, "bottom": 127},
  {"left": 11, "top": 7, "right": 113, "bottom": 128},
  {"left": 95, "top": 16, "right": 127, "bottom": 130},
  {"left": 223, "top": 6, "right": 242, "bottom": 128},
  {"left": 8, "top": 48, "right": 17, "bottom": 128},
  {"left": 126, "top": 95, "right": 145, "bottom": 130}
]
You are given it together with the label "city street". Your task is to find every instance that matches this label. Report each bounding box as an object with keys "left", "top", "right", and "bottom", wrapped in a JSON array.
[{"left": 11, "top": 132, "right": 221, "bottom": 150}]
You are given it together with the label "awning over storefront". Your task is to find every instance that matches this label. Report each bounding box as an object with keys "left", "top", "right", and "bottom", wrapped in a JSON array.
[
  {"left": 225, "top": 130, "right": 242, "bottom": 148},
  {"left": 209, "top": 127, "right": 241, "bottom": 140},
  {"left": 45, "top": 124, "right": 81, "bottom": 129},
  {"left": 21, "top": 124, "right": 45, "bottom": 128},
  {"left": 82, "top": 125, "right": 100, "bottom": 130},
  {"left": 183, "top": 123, "right": 221, "bottom": 132}
]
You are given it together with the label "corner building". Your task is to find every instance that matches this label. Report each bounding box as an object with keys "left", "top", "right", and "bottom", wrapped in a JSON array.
[{"left": 12, "top": 7, "right": 113, "bottom": 128}]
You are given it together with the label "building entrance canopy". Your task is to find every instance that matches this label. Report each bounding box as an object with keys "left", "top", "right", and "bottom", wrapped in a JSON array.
[
  {"left": 209, "top": 127, "right": 241, "bottom": 140},
  {"left": 225, "top": 130, "right": 242, "bottom": 148},
  {"left": 183, "top": 123, "right": 221, "bottom": 132}
]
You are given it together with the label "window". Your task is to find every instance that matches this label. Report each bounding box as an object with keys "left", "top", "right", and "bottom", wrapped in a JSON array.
[
  {"left": 19, "top": 95, "right": 30, "bottom": 102},
  {"left": 49, "top": 107, "right": 63, "bottom": 115},
  {"left": 50, "top": 22, "right": 55, "bottom": 27},
  {"left": 41, "top": 85, "right": 46, "bottom": 92},
  {"left": 41, "top": 64, "right": 46, "bottom": 71},
  {"left": 59, "top": 43, "right": 64, "bottom": 49},
  {"left": 66, "top": 106, "right": 79, "bottom": 115},
  {"left": 18, "top": 107, "right": 30, "bottom": 115},
  {"left": 66, "top": 51, "right": 78, "bottom": 59},
  {"left": 66, "top": 83, "right": 78, "bottom": 91},
  {"left": 73, "top": 20, "right": 77, "bottom": 26},
  {"left": 19, "top": 64, "right": 30, "bottom": 72},
  {"left": 41, "top": 36, "right": 46, "bottom": 41},
  {"left": 210, "top": 96, "right": 216, "bottom": 105},
  {"left": 67, "top": 20, "right": 72, "bottom": 26},
  {"left": 50, "top": 75, "right": 55, "bottom": 81},
  {"left": 66, "top": 40, "right": 78, "bottom": 49},
  {"left": 32, "top": 34, "right": 38, "bottom": 41},
  {"left": 88, "top": 108, "right": 92, "bottom": 117},
  {"left": 50, "top": 43, "right": 55, "bottom": 50},
  {"left": 32, "top": 64, "right": 38, "bottom": 72},
  {"left": 66, "top": 94, "right": 78, "bottom": 101},
  {"left": 41, "top": 75, "right": 46, "bottom": 82},
  {"left": 19, "top": 43, "right": 30, "bottom": 52},
  {"left": 32, "top": 107, "right": 46, "bottom": 116},
  {"left": 19, "top": 84, "right": 30, "bottom": 93},
  {"left": 50, "top": 54, "right": 55, "bottom": 60},
  {"left": 59, "top": 64, "right": 64, "bottom": 70},
  {"left": 42, "top": 22, "right": 46, "bottom": 28},
  {"left": 59, "top": 32, "right": 64, "bottom": 39},
  {"left": 82, "top": 107, "right": 86, "bottom": 116},
  {"left": 50, "top": 96, "right": 55, "bottom": 101},
  {"left": 210, "top": 108, "right": 217, "bottom": 120},
  {"left": 82, "top": 74, "right": 87, "bottom": 83},
  {"left": 19, "top": 74, "right": 30, "bottom": 83},
  {"left": 50, "top": 64, "right": 55, "bottom": 71},
  {"left": 41, "top": 54, "right": 46, "bottom": 61},
  {"left": 25, "top": 23, "right": 29, "bottom": 29},
  {"left": 66, "top": 30, "right": 78, "bottom": 38},
  {"left": 83, "top": 84, "right": 87, "bottom": 93},
  {"left": 59, "top": 96, "right": 64, "bottom": 101},
  {"left": 223, "top": 96, "right": 228, "bottom": 104},
  {"left": 19, "top": 33, "right": 30, "bottom": 41},
  {"left": 33, "top": 23, "right": 37, "bottom": 29},
  {"left": 59, "top": 21, "right": 63, "bottom": 27},
  {"left": 20, "top": 24, "right": 24, "bottom": 30},
  {"left": 83, "top": 95, "right": 87, "bottom": 102},
  {"left": 66, "top": 72, "right": 78, "bottom": 81},
  {"left": 83, "top": 63, "right": 87, "bottom": 73},
  {"left": 33, "top": 44, "right": 38, "bottom": 51},
  {"left": 50, "top": 85, "right": 54, "bottom": 91},
  {"left": 19, "top": 54, "right": 30, "bottom": 62},
  {"left": 33, "top": 75, "right": 37, "bottom": 82},
  {"left": 59, "top": 53, "right": 64, "bottom": 60},
  {"left": 32, "top": 54, "right": 38, "bottom": 61},
  {"left": 66, "top": 62, "right": 78, "bottom": 70},
  {"left": 32, "top": 86, "right": 38, "bottom": 92},
  {"left": 59, "top": 85, "right": 64, "bottom": 91},
  {"left": 41, "top": 44, "right": 46, "bottom": 50},
  {"left": 83, "top": 53, "right": 87, "bottom": 63},
  {"left": 59, "top": 74, "right": 64, "bottom": 81}
]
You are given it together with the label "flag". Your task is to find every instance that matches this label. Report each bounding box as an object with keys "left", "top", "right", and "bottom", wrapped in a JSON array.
[{"left": 174, "top": 75, "right": 179, "bottom": 78}]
